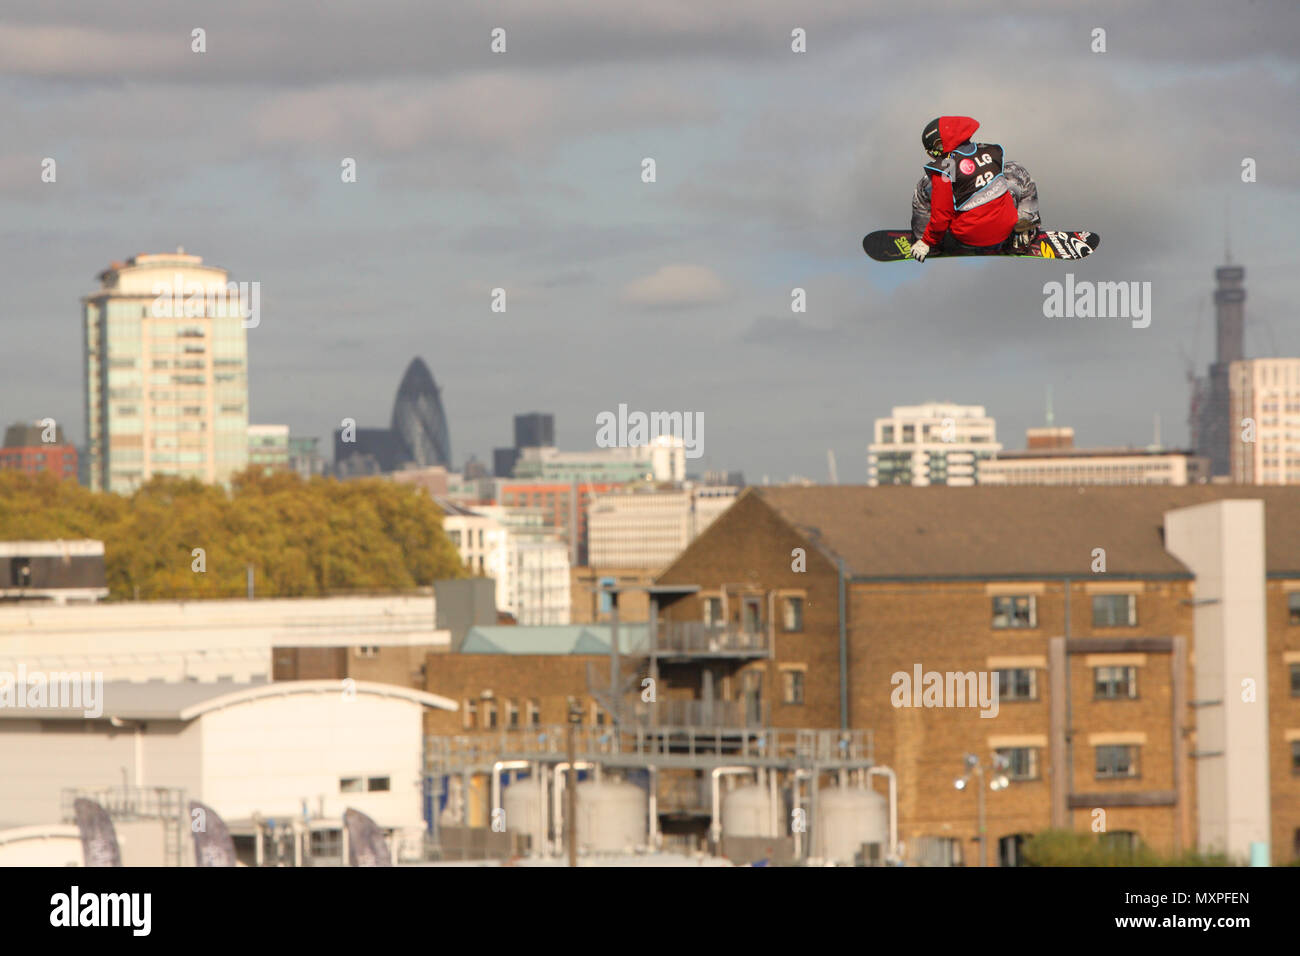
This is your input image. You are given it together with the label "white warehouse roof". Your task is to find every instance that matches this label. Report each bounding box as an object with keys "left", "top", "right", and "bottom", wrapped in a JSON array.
[{"left": 0, "top": 678, "right": 457, "bottom": 722}]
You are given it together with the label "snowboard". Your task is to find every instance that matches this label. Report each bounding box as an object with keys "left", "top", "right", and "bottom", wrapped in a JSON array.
[{"left": 863, "top": 229, "right": 1099, "bottom": 262}]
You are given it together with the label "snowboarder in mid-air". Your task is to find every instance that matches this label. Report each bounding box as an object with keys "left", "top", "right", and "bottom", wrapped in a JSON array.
[{"left": 909, "top": 116, "right": 1040, "bottom": 262}]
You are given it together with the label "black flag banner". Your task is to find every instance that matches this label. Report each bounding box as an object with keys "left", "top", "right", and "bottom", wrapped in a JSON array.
[
  {"left": 189, "top": 800, "right": 237, "bottom": 867},
  {"left": 73, "top": 798, "right": 122, "bottom": 867},
  {"left": 343, "top": 808, "right": 393, "bottom": 866}
]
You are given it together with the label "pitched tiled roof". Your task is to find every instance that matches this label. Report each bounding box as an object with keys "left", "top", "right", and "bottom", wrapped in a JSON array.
[{"left": 750, "top": 485, "right": 1300, "bottom": 578}]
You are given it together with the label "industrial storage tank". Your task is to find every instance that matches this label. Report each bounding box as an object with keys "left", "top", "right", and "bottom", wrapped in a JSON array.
[
  {"left": 576, "top": 780, "right": 646, "bottom": 853},
  {"left": 814, "top": 787, "right": 888, "bottom": 865},
  {"left": 722, "top": 785, "right": 782, "bottom": 838},
  {"left": 502, "top": 777, "right": 546, "bottom": 849}
]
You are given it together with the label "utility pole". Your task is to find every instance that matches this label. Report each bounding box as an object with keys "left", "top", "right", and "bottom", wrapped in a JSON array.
[
  {"left": 566, "top": 697, "right": 581, "bottom": 867},
  {"left": 609, "top": 584, "right": 620, "bottom": 730}
]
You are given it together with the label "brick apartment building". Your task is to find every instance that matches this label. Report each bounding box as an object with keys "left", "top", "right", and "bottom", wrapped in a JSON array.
[
  {"left": 647, "top": 485, "right": 1300, "bottom": 865},
  {"left": 422, "top": 623, "right": 656, "bottom": 734},
  {"left": 569, "top": 566, "right": 655, "bottom": 624},
  {"left": 0, "top": 422, "right": 78, "bottom": 480}
]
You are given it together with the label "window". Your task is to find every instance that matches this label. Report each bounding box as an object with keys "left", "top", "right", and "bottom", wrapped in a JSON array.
[
  {"left": 527, "top": 699, "right": 540, "bottom": 727},
  {"left": 1096, "top": 745, "right": 1139, "bottom": 779},
  {"left": 998, "top": 833, "right": 1030, "bottom": 868},
  {"left": 10, "top": 557, "right": 32, "bottom": 588},
  {"left": 1094, "top": 666, "right": 1138, "bottom": 699},
  {"left": 782, "top": 597, "right": 804, "bottom": 632},
  {"left": 507, "top": 700, "right": 520, "bottom": 729},
  {"left": 782, "top": 669, "right": 805, "bottom": 705},
  {"left": 1290, "top": 592, "right": 1300, "bottom": 625},
  {"left": 1092, "top": 593, "right": 1137, "bottom": 627},
  {"left": 992, "top": 595, "right": 1036, "bottom": 629},
  {"left": 355, "top": 646, "right": 379, "bottom": 658},
  {"left": 1292, "top": 741, "right": 1300, "bottom": 775},
  {"left": 703, "top": 597, "right": 723, "bottom": 628},
  {"left": 1291, "top": 664, "right": 1300, "bottom": 697},
  {"left": 995, "top": 669, "right": 1037, "bottom": 701},
  {"left": 366, "top": 776, "right": 390, "bottom": 792},
  {"left": 309, "top": 829, "right": 342, "bottom": 858},
  {"left": 449, "top": 530, "right": 461, "bottom": 547},
  {"left": 741, "top": 670, "right": 764, "bottom": 724},
  {"left": 913, "top": 836, "right": 963, "bottom": 867},
  {"left": 484, "top": 700, "right": 498, "bottom": 729},
  {"left": 994, "top": 747, "right": 1039, "bottom": 781},
  {"left": 462, "top": 699, "right": 477, "bottom": 730},
  {"left": 340, "top": 777, "right": 364, "bottom": 793}
]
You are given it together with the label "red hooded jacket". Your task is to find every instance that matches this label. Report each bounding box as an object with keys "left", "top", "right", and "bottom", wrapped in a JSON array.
[{"left": 920, "top": 116, "right": 1018, "bottom": 248}]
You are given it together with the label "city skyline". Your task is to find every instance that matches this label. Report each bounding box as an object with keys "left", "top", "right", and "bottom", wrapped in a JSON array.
[
  {"left": 12, "top": 245, "right": 1270, "bottom": 485},
  {"left": 1, "top": 1, "right": 1296, "bottom": 482}
]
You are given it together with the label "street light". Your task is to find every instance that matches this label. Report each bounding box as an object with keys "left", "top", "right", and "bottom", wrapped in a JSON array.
[
  {"left": 953, "top": 752, "right": 1008, "bottom": 867},
  {"left": 566, "top": 696, "right": 583, "bottom": 868}
]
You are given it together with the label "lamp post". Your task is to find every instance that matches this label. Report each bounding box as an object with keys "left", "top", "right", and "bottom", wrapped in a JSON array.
[
  {"left": 954, "top": 753, "right": 1010, "bottom": 867},
  {"left": 566, "top": 697, "right": 583, "bottom": 867}
]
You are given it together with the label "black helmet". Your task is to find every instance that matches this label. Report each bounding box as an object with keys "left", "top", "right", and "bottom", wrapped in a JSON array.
[{"left": 922, "top": 117, "right": 944, "bottom": 159}]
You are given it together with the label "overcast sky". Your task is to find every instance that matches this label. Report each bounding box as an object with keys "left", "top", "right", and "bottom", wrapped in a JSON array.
[{"left": 2, "top": 0, "right": 1297, "bottom": 482}]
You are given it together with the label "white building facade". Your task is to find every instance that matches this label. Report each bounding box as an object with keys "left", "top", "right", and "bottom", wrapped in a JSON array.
[
  {"left": 439, "top": 502, "right": 571, "bottom": 625},
  {"left": 0, "top": 681, "right": 455, "bottom": 861},
  {"left": 868, "top": 403, "right": 1001, "bottom": 486},
  {"left": 0, "top": 595, "right": 448, "bottom": 683},
  {"left": 513, "top": 438, "right": 686, "bottom": 484},
  {"left": 587, "top": 485, "right": 739, "bottom": 569},
  {"left": 979, "top": 450, "right": 1204, "bottom": 486},
  {"left": 1230, "top": 358, "right": 1300, "bottom": 484},
  {"left": 83, "top": 250, "right": 251, "bottom": 493}
]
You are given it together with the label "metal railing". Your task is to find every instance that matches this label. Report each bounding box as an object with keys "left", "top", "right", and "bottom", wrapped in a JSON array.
[
  {"left": 425, "top": 726, "right": 873, "bottom": 772},
  {"left": 626, "top": 697, "right": 769, "bottom": 730},
  {"left": 652, "top": 621, "right": 769, "bottom": 656},
  {"left": 61, "top": 785, "right": 188, "bottom": 867},
  {"left": 62, "top": 785, "right": 186, "bottom": 822}
]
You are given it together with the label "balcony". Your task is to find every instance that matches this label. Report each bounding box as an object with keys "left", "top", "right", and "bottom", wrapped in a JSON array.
[
  {"left": 650, "top": 621, "right": 770, "bottom": 661},
  {"left": 627, "top": 697, "right": 769, "bottom": 730}
]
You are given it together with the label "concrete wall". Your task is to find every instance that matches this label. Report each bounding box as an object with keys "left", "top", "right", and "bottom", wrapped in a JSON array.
[
  {"left": 198, "top": 692, "right": 425, "bottom": 829},
  {"left": 1165, "top": 499, "right": 1272, "bottom": 861},
  {"left": 0, "top": 721, "right": 141, "bottom": 825}
]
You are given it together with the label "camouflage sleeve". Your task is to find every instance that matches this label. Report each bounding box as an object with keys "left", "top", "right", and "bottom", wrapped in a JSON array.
[
  {"left": 1003, "top": 161, "right": 1040, "bottom": 227},
  {"left": 911, "top": 175, "right": 932, "bottom": 240}
]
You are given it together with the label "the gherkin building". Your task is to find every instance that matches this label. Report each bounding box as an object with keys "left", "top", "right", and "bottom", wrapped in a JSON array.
[{"left": 390, "top": 357, "right": 452, "bottom": 468}]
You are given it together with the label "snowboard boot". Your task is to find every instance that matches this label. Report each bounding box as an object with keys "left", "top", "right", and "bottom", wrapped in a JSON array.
[{"left": 1010, "top": 219, "right": 1038, "bottom": 253}]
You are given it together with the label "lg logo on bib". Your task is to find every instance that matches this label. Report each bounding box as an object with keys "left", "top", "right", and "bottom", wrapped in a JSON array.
[{"left": 959, "top": 158, "right": 976, "bottom": 175}]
